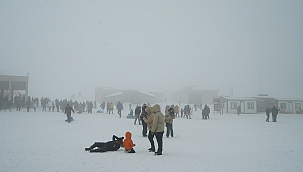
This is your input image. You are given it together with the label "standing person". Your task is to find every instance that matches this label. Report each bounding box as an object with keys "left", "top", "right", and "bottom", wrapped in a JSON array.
[
  {"left": 184, "top": 105, "right": 190, "bottom": 119},
  {"left": 33, "top": 100, "right": 37, "bottom": 112},
  {"left": 116, "top": 101, "right": 123, "bottom": 118},
  {"left": 237, "top": 105, "right": 241, "bottom": 115},
  {"left": 47, "top": 100, "right": 52, "bottom": 111},
  {"left": 55, "top": 99, "right": 60, "bottom": 112},
  {"left": 109, "top": 102, "right": 114, "bottom": 114},
  {"left": 140, "top": 104, "right": 148, "bottom": 137},
  {"left": 26, "top": 96, "right": 31, "bottom": 112},
  {"left": 265, "top": 106, "right": 271, "bottom": 122},
  {"left": 64, "top": 104, "right": 75, "bottom": 123},
  {"left": 134, "top": 105, "right": 141, "bottom": 125},
  {"left": 165, "top": 108, "right": 175, "bottom": 138},
  {"left": 16, "top": 97, "right": 21, "bottom": 111},
  {"left": 142, "top": 106, "right": 155, "bottom": 152},
  {"left": 271, "top": 106, "right": 280, "bottom": 122},
  {"left": 106, "top": 102, "right": 110, "bottom": 114},
  {"left": 100, "top": 101, "right": 105, "bottom": 113},
  {"left": 78, "top": 102, "right": 83, "bottom": 114},
  {"left": 174, "top": 105, "right": 179, "bottom": 117},
  {"left": 151, "top": 104, "right": 165, "bottom": 155}
]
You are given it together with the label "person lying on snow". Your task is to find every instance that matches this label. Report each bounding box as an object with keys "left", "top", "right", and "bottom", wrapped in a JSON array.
[
  {"left": 85, "top": 135, "right": 124, "bottom": 153},
  {"left": 123, "top": 131, "right": 136, "bottom": 153}
]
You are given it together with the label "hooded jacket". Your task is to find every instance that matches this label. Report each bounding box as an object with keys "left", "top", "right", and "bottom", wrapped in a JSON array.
[
  {"left": 165, "top": 111, "right": 175, "bottom": 124},
  {"left": 143, "top": 106, "right": 154, "bottom": 131},
  {"left": 123, "top": 131, "right": 135, "bottom": 151},
  {"left": 151, "top": 104, "right": 165, "bottom": 133}
]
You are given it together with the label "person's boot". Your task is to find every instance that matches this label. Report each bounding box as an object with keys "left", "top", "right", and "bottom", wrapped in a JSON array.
[
  {"left": 148, "top": 147, "right": 155, "bottom": 152},
  {"left": 85, "top": 147, "right": 92, "bottom": 151},
  {"left": 154, "top": 151, "right": 162, "bottom": 155}
]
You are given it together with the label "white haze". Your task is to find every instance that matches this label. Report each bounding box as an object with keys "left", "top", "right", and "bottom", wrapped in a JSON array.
[{"left": 1, "top": 1, "right": 303, "bottom": 100}]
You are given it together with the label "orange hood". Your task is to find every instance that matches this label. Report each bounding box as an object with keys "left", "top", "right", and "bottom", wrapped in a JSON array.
[{"left": 125, "top": 131, "right": 132, "bottom": 139}]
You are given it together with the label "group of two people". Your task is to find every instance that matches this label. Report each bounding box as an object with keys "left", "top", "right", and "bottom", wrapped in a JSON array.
[
  {"left": 85, "top": 104, "right": 166, "bottom": 156},
  {"left": 265, "top": 106, "right": 280, "bottom": 122},
  {"left": 85, "top": 132, "right": 136, "bottom": 153}
]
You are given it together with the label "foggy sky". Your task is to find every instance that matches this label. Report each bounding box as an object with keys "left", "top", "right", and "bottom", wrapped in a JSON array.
[{"left": 1, "top": 1, "right": 303, "bottom": 100}]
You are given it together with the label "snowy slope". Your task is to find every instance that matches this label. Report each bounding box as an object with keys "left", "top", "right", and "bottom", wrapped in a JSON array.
[{"left": 0, "top": 105, "right": 302, "bottom": 172}]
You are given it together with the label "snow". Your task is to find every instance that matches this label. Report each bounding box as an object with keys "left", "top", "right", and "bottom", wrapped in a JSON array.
[{"left": 1, "top": 105, "right": 303, "bottom": 172}]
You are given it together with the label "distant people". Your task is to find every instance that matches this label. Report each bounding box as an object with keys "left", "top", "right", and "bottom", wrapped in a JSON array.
[
  {"left": 106, "top": 102, "right": 110, "bottom": 114},
  {"left": 16, "top": 97, "right": 21, "bottom": 111},
  {"left": 123, "top": 131, "right": 136, "bottom": 153},
  {"left": 134, "top": 105, "right": 141, "bottom": 125},
  {"left": 271, "top": 106, "right": 280, "bottom": 122},
  {"left": 165, "top": 107, "right": 175, "bottom": 138},
  {"left": 142, "top": 107, "right": 155, "bottom": 152},
  {"left": 151, "top": 104, "right": 165, "bottom": 155},
  {"left": 85, "top": 135, "right": 124, "bottom": 153},
  {"left": 140, "top": 104, "right": 148, "bottom": 137},
  {"left": 237, "top": 105, "right": 241, "bottom": 115},
  {"left": 116, "top": 101, "right": 123, "bottom": 118},
  {"left": 265, "top": 106, "right": 271, "bottom": 122},
  {"left": 64, "top": 104, "right": 75, "bottom": 123}
]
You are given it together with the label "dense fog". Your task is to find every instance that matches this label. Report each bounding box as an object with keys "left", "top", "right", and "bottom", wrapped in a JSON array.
[{"left": 1, "top": 1, "right": 302, "bottom": 100}]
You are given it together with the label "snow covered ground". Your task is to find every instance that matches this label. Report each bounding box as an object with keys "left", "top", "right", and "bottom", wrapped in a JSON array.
[{"left": 1, "top": 104, "right": 303, "bottom": 172}]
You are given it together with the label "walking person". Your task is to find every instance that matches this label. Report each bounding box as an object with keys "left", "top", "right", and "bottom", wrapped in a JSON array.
[
  {"left": 64, "top": 104, "right": 75, "bottom": 123},
  {"left": 151, "top": 104, "right": 165, "bottom": 155},
  {"left": 134, "top": 105, "right": 141, "bottom": 125},
  {"left": 165, "top": 107, "right": 175, "bottom": 138},
  {"left": 116, "top": 101, "right": 123, "bottom": 118}
]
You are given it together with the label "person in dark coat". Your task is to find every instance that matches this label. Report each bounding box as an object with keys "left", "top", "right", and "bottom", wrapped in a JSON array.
[
  {"left": 202, "top": 105, "right": 210, "bottom": 120},
  {"left": 64, "top": 104, "right": 75, "bottom": 123},
  {"left": 85, "top": 135, "right": 124, "bottom": 153},
  {"left": 134, "top": 105, "right": 141, "bottom": 125},
  {"left": 271, "top": 106, "right": 280, "bottom": 122},
  {"left": 26, "top": 96, "right": 32, "bottom": 112},
  {"left": 116, "top": 101, "right": 123, "bottom": 118},
  {"left": 265, "top": 106, "right": 271, "bottom": 122},
  {"left": 140, "top": 104, "right": 148, "bottom": 137}
]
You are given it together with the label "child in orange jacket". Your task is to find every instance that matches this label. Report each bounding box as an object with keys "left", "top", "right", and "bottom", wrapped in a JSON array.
[{"left": 123, "top": 131, "right": 135, "bottom": 153}]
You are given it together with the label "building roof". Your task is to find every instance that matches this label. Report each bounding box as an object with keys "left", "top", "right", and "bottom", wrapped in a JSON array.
[
  {"left": 224, "top": 97, "right": 256, "bottom": 101},
  {"left": 104, "top": 92, "right": 123, "bottom": 98},
  {"left": 138, "top": 91, "right": 156, "bottom": 97}
]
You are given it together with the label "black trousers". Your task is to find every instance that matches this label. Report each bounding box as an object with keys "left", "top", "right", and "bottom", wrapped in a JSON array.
[
  {"left": 148, "top": 130, "right": 155, "bottom": 148},
  {"left": 155, "top": 132, "right": 164, "bottom": 153},
  {"left": 88, "top": 142, "right": 107, "bottom": 152},
  {"left": 142, "top": 121, "right": 147, "bottom": 136},
  {"left": 166, "top": 123, "right": 173, "bottom": 137}
]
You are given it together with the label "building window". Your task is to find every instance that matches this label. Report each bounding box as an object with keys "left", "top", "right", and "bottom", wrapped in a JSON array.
[
  {"left": 295, "top": 103, "right": 301, "bottom": 109},
  {"left": 247, "top": 102, "right": 254, "bottom": 109},
  {"left": 280, "top": 103, "right": 286, "bottom": 109},
  {"left": 231, "top": 102, "right": 237, "bottom": 109}
]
